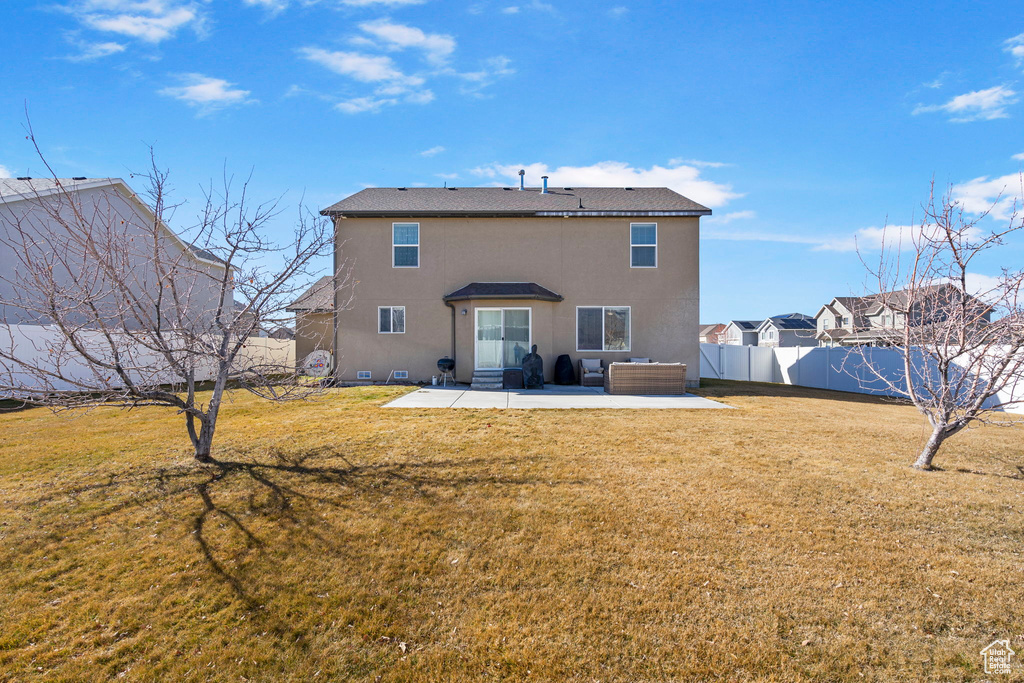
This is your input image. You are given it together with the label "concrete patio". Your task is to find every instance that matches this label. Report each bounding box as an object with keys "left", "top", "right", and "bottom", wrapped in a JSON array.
[{"left": 383, "top": 384, "right": 731, "bottom": 409}]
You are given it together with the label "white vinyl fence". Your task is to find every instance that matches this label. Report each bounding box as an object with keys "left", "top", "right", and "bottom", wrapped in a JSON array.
[
  {"left": 699, "top": 343, "right": 1024, "bottom": 414},
  {"left": 1, "top": 324, "right": 295, "bottom": 396}
]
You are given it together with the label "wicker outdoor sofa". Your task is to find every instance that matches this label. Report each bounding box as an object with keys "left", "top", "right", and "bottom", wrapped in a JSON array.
[{"left": 603, "top": 362, "right": 688, "bottom": 395}]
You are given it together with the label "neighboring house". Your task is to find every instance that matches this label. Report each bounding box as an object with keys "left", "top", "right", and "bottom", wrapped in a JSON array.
[
  {"left": 234, "top": 301, "right": 267, "bottom": 337},
  {"left": 755, "top": 313, "right": 816, "bottom": 347},
  {"left": 0, "top": 177, "right": 230, "bottom": 328},
  {"left": 814, "top": 284, "right": 991, "bottom": 346},
  {"left": 699, "top": 323, "right": 727, "bottom": 344},
  {"left": 287, "top": 275, "right": 334, "bottom": 365},
  {"left": 723, "top": 320, "right": 762, "bottom": 346},
  {"left": 269, "top": 327, "right": 295, "bottom": 340},
  {"left": 320, "top": 184, "right": 710, "bottom": 386}
]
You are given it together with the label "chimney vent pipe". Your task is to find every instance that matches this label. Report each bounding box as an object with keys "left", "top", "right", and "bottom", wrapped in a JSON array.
[{"left": 541, "top": 176, "right": 549, "bottom": 193}]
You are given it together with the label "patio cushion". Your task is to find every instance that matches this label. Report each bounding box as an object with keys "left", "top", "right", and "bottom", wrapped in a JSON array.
[
  {"left": 629, "top": 357, "right": 651, "bottom": 363},
  {"left": 580, "top": 359, "right": 603, "bottom": 371}
]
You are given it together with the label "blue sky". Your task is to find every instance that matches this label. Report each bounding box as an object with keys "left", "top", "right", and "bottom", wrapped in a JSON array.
[{"left": 2, "top": 0, "right": 1024, "bottom": 323}]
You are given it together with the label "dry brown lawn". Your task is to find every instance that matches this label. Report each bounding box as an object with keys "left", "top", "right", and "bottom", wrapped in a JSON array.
[{"left": 0, "top": 380, "right": 1022, "bottom": 681}]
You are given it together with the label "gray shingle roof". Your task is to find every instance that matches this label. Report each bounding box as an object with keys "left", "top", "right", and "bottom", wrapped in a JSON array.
[
  {"left": 730, "top": 320, "right": 763, "bottom": 331},
  {"left": 443, "top": 282, "right": 563, "bottom": 302},
  {"left": 322, "top": 187, "right": 711, "bottom": 217},
  {"left": 286, "top": 276, "right": 334, "bottom": 312}
]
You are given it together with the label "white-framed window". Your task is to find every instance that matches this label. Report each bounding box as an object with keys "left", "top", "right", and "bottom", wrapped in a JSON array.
[
  {"left": 630, "top": 223, "right": 657, "bottom": 268},
  {"left": 393, "top": 370, "right": 409, "bottom": 379},
  {"left": 823, "top": 319, "right": 832, "bottom": 329},
  {"left": 357, "top": 371, "right": 371, "bottom": 380},
  {"left": 378, "top": 306, "right": 406, "bottom": 334},
  {"left": 393, "top": 223, "right": 419, "bottom": 268},
  {"left": 576, "top": 306, "right": 631, "bottom": 351},
  {"left": 843, "top": 316, "right": 851, "bottom": 326}
]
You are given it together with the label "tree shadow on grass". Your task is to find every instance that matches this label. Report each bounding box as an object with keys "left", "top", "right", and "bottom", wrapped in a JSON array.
[{"left": 25, "top": 446, "right": 583, "bottom": 612}]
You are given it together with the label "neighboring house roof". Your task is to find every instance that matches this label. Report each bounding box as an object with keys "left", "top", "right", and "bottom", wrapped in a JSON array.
[
  {"left": 443, "top": 282, "right": 563, "bottom": 302},
  {"left": 322, "top": 187, "right": 712, "bottom": 217},
  {"left": 0, "top": 177, "right": 227, "bottom": 268},
  {"left": 699, "top": 323, "right": 724, "bottom": 337},
  {"left": 728, "top": 320, "right": 763, "bottom": 331},
  {"left": 286, "top": 275, "right": 334, "bottom": 312},
  {"left": 758, "top": 315, "right": 817, "bottom": 332},
  {"left": 269, "top": 327, "right": 295, "bottom": 340}
]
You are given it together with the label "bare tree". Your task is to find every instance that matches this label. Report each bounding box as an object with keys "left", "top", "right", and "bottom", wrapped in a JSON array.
[
  {"left": 858, "top": 182, "right": 1024, "bottom": 470},
  {"left": 0, "top": 140, "right": 349, "bottom": 462}
]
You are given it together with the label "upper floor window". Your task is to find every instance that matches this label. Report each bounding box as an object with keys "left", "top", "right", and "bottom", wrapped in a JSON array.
[
  {"left": 823, "top": 319, "right": 832, "bottom": 329},
  {"left": 378, "top": 306, "right": 406, "bottom": 333},
  {"left": 630, "top": 223, "right": 657, "bottom": 268},
  {"left": 393, "top": 223, "right": 419, "bottom": 268},
  {"left": 577, "top": 306, "right": 631, "bottom": 351},
  {"left": 843, "top": 316, "right": 851, "bottom": 326}
]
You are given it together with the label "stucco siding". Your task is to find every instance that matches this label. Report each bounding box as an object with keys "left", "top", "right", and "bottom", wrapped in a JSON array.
[{"left": 333, "top": 215, "right": 700, "bottom": 384}]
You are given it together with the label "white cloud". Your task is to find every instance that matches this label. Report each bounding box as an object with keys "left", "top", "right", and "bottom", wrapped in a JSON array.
[
  {"left": 65, "top": 39, "right": 126, "bottom": 61},
  {"left": 358, "top": 19, "right": 455, "bottom": 65},
  {"left": 951, "top": 173, "right": 1024, "bottom": 221},
  {"left": 703, "top": 210, "right": 755, "bottom": 225},
  {"left": 335, "top": 96, "right": 394, "bottom": 113},
  {"left": 668, "top": 157, "right": 731, "bottom": 169},
  {"left": 158, "top": 73, "right": 254, "bottom": 114},
  {"left": 436, "top": 172, "right": 459, "bottom": 179},
  {"left": 340, "top": 0, "right": 425, "bottom": 5},
  {"left": 1013, "top": 152, "right": 1024, "bottom": 161},
  {"left": 0, "top": 164, "right": 11, "bottom": 178},
  {"left": 419, "top": 145, "right": 445, "bottom": 157},
  {"left": 65, "top": 0, "right": 206, "bottom": 44},
  {"left": 913, "top": 85, "right": 1019, "bottom": 122},
  {"left": 1005, "top": 32, "right": 1024, "bottom": 64},
  {"left": 299, "top": 47, "right": 420, "bottom": 84},
  {"left": 501, "top": 6, "right": 519, "bottom": 13},
  {"left": 608, "top": 6, "right": 627, "bottom": 17},
  {"left": 456, "top": 55, "right": 515, "bottom": 94},
  {"left": 242, "top": 0, "right": 289, "bottom": 12},
  {"left": 469, "top": 160, "right": 741, "bottom": 208},
  {"left": 299, "top": 46, "right": 434, "bottom": 113}
]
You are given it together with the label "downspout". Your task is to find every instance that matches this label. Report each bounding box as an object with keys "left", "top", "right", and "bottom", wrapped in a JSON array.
[{"left": 444, "top": 300, "right": 457, "bottom": 380}]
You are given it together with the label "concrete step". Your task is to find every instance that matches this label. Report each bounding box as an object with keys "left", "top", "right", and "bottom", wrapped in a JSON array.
[{"left": 471, "top": 381, "right": 504, "bottom": 390}]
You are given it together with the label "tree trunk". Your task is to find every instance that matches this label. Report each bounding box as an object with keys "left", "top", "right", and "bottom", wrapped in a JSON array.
[
  {"left": 913, "top": 426, "right": 946, "bottom": 470},
  {"left": 194, "top": 422, "right": 215, "bottom": 463}
]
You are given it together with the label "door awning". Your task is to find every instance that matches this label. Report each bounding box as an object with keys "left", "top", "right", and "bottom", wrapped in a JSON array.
[{"left": 443, "top": 282, "right": 563, "bottom": 303}]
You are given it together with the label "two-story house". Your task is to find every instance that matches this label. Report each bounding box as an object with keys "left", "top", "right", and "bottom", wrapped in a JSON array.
[
  {"left": 814, "top": 285, "right": 990, "bottom": 346},
  {"left": 754, "top": 313, "right": 816, "bottom": 347},
  {"left": 0, "top": 177, "right": 231, "bottom": 328},
  {"left": 722, "top": 320, "right": 762, "bottom": 346},
  {"left": 314, "top": 184, "right": 709, "bottom": 387}
]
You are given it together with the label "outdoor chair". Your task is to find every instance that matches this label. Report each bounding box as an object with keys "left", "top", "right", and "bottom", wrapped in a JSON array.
[{"left": 578, "top": 358, "right": 605, "bottom": 387}]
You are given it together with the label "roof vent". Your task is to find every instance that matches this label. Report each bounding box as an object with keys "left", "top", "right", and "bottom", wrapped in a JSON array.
[
  {"left": 16, "top": 177, "right": 31, "bottom": 180},
  {"left": 578, "top": 197, "right": 583, "bottom": 209},
  {"left": 518, "top": 169, "right": 525, "bottom": 191},
  {"left": 446, "top": 187, "right": 458, "bottom": 191},
  {"left": 624, "top": 187, "right": 634, "bottom": 191},
  {"left": 502, "top": 187, "right": 513, "bottom": 191},
  {"left": 541, "top": 175, "right": 549, "bottom": 194},
  {"left": 397, "top": 187, "right": 407, "bottom": 191},
  {"left": 72, "top": 176, "right": 87, "bottom": 180},
  {"left": 564, "top": 187, "right": 573, "bottom": 191}
]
